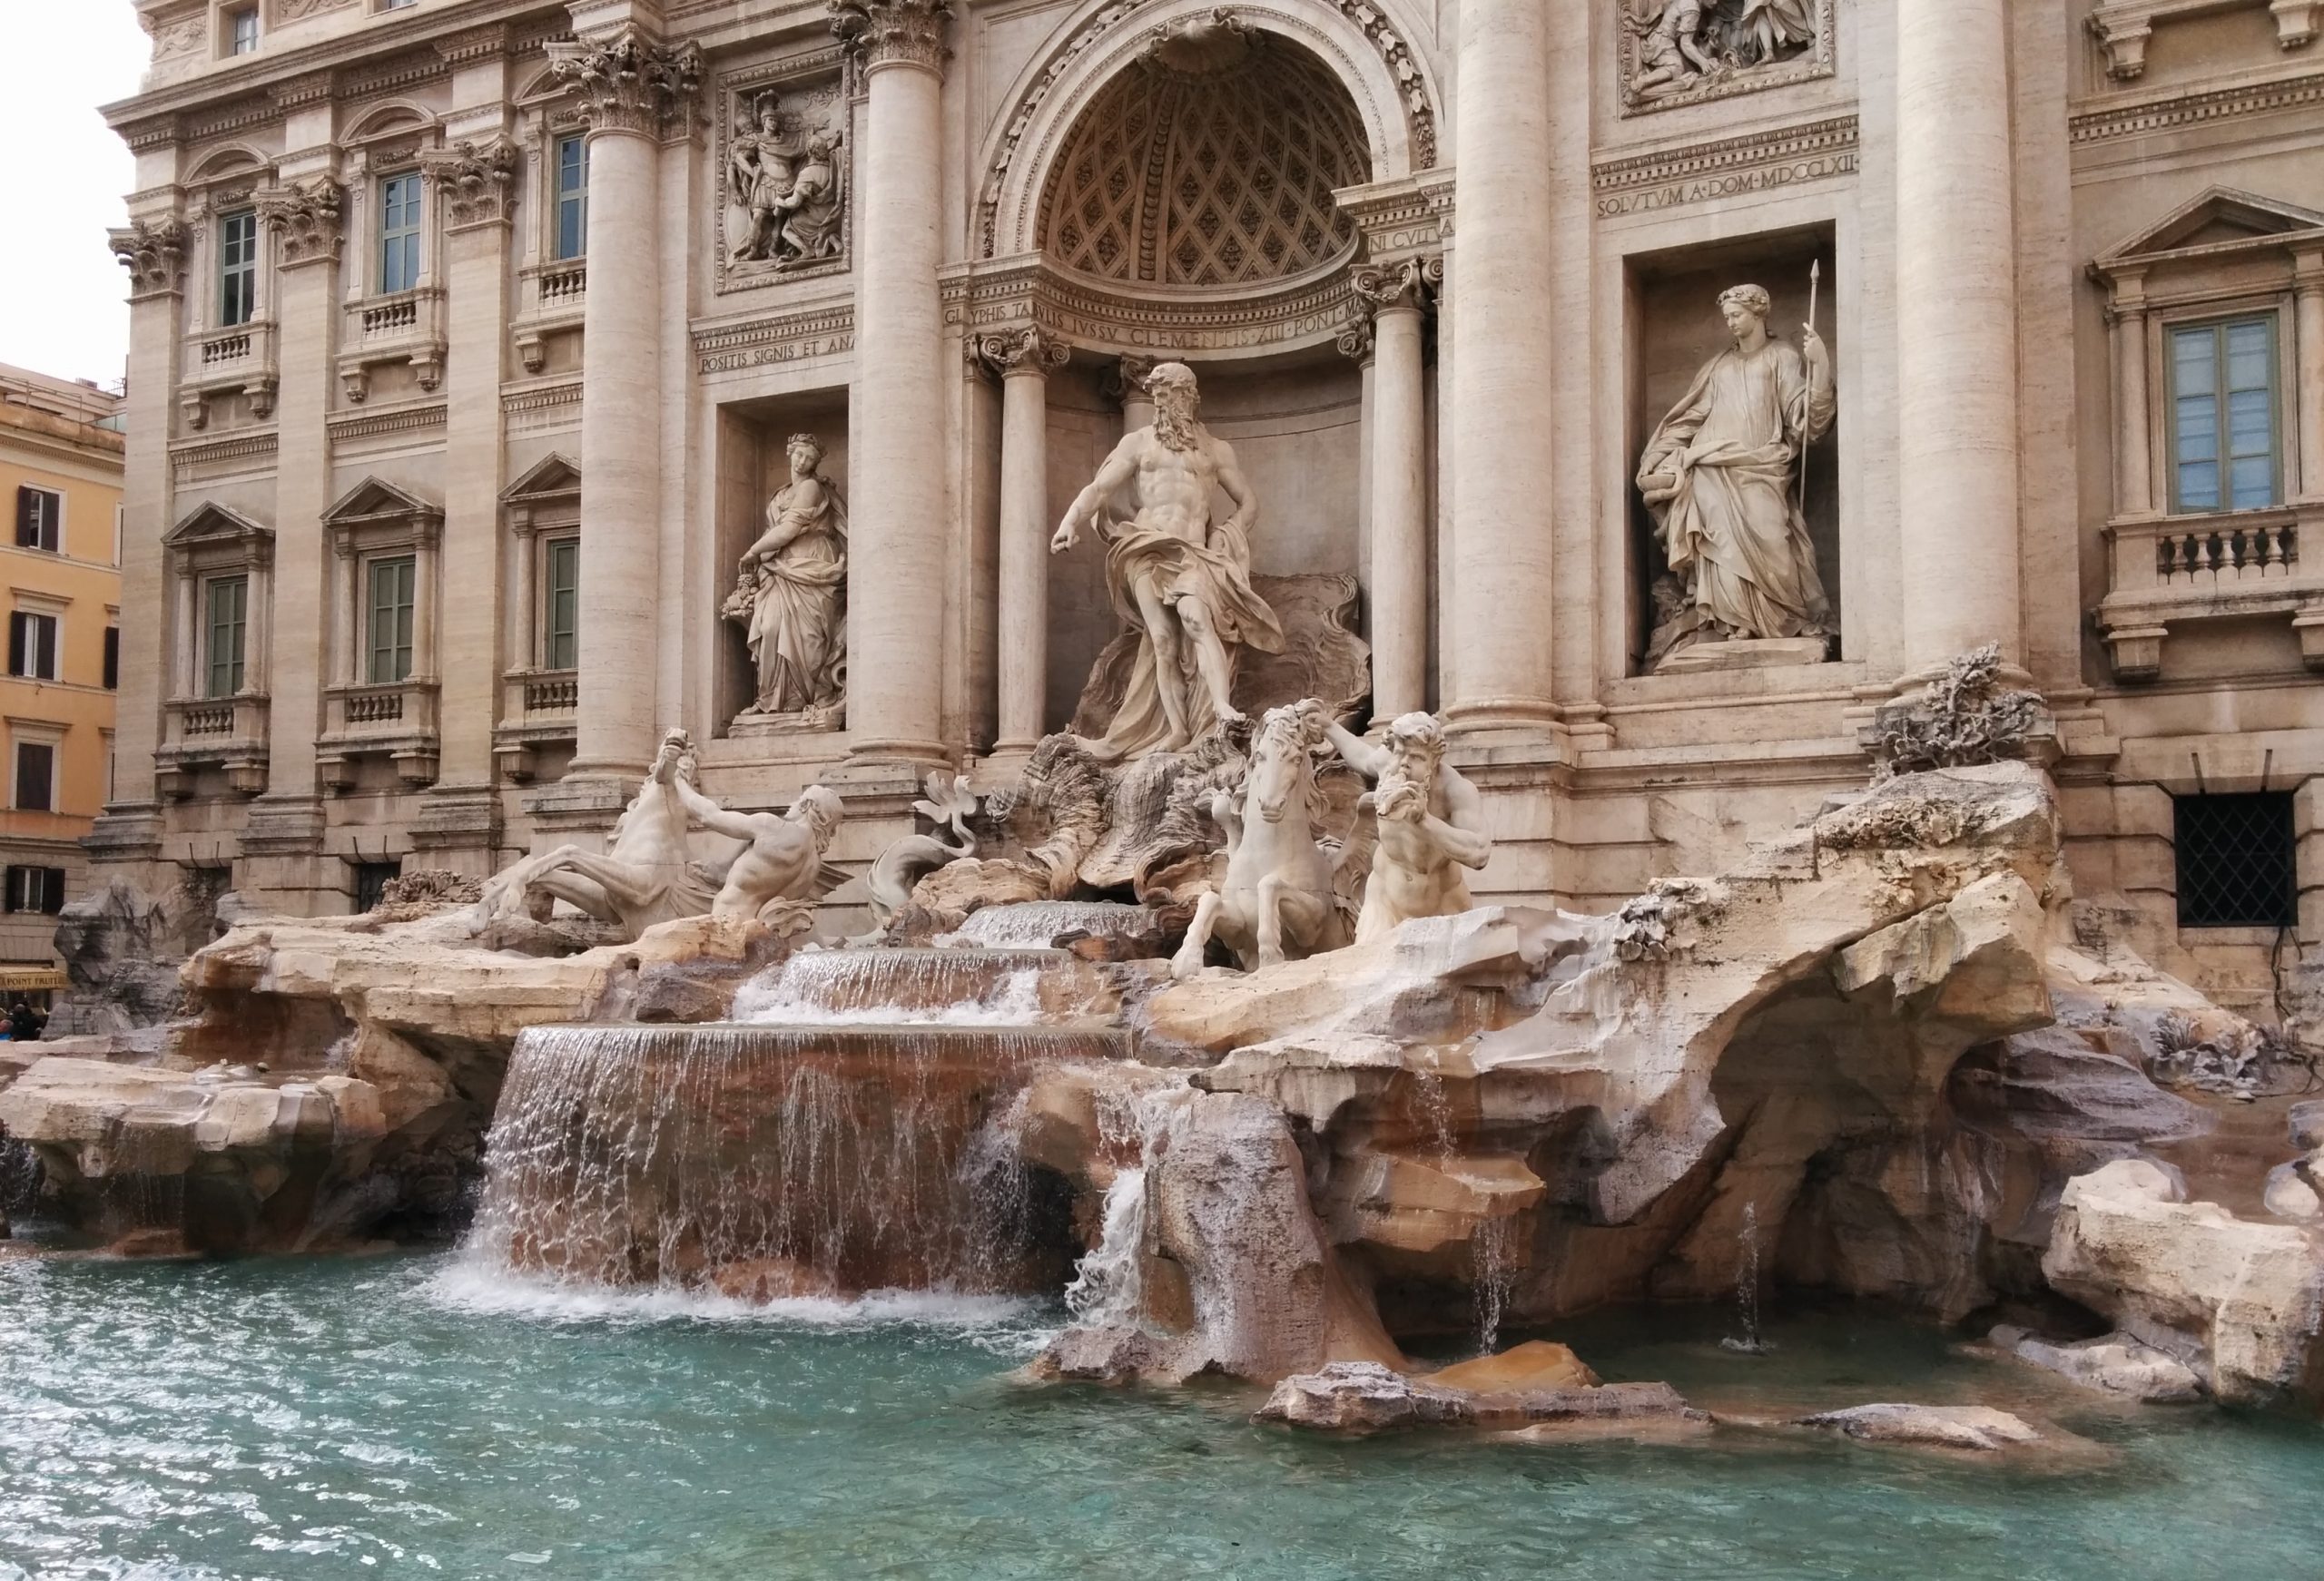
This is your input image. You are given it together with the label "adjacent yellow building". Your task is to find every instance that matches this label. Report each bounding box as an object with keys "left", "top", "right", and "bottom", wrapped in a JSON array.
[{"left": 0, "top": 365, "right": 123, "bottom": 987}]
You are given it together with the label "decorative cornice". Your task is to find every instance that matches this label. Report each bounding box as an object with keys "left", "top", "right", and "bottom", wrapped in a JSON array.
[
  {"left": 329, "top": 401, "right": 448, "bottom": 447},
  {"left": 546, "top": 25, "right": 704, "bottom": 139},
  {"left": 279, "top": 0, "right": 358, "bottom": 20},
  {"left": 974, "top": 323, "right": 1072, "bottom": 379},
  {"left": 2070, "top": 65, "right": 2324, "bottom": 144},
  {"left": 255, "top": 177, "right": 345, "bottom": 265},
  {"left": 434, "top": 24, "right": 511, "bottom": 67},
  {"left": 694, "top": 304, "right": 858, "bottom": 374},
  {"left": 1590, "top": 113, "right": 1858, "bottom": 219},
  {"left": 829, "top": 0, "right": 953, "bottom": 75},
  {"left": 422, "top": 138, "right": 519, "bottom": 228},
  {"left": 109, "top": 216, "right": 188, "bottom": 298},
  {"left": 943, "top": 253, "right": 1354, "bottom": 358}
]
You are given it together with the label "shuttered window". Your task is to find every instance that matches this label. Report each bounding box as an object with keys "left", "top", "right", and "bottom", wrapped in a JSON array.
[
  {"left": 7, "top": 613, "right": 58, "bottom": 682},
  {"left": 205, "top": 575, "right": 248, "bottom": 698},
  {"left": 367, "top": 556, "right": 416, "bottom": 684},
  {"left": 544, "top": 537, "right": 578, "bottom": 671},
  {"left": 2171, "top": 316, "right": 2280, "bottom": 514},
  {"left": 13, "top": 743, "right": 54, "bottom": 813},
  {"left": 15, "top": 487, "right": 61, "bottom": 554}
]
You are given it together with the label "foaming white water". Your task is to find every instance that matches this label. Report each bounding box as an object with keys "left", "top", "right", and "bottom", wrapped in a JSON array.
[
  {"left": 731, "top": 948, "right": 1054, "bottom": 1026},
  {"left": 424, "top": 1259, "right": 1039, "bottom": 1332},
  {"left": 1061, "top": 1168, "right": 1147, "bottom": 1327},
  {"left": 940, "top": 900, "right": 1152, "bottom": 949}
]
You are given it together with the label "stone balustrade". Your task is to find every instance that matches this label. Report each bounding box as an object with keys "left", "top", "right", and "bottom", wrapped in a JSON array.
[
  {"left": 178, "top": 319, "right": 278, "bottom": 428},
  {"left": 2097, "top": 503, "right": 2324, "bottom": 680},
  {"left": 492, "top": 667, "right": 579, "bottom": 783},
  {"left": 157, "top": 693, "right": 271, "bottom": 798},
  {"left": 319, "top": 678, "right": 440, "bottom": 790},
  {"left": 338, "top": 286, "right": 447, "bottom": 401}
]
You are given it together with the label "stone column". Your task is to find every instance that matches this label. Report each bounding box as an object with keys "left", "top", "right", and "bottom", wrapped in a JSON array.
[
  {"left": 253, "top": 176, "right": 346, "bottom": 800},
  {"left": 415, "top": 525, "right": 441, "bottom": 680},
  {"left": 100, "top": 218, "right": 187, "bottom": 833},
  {"left": 2295, "top": 248, "right": 2324, "bottom": 503},
  {"left": 1444, "top": 0, "right": 1557, "bottom": 732},
  {"left": 172, "top": 562, "right": 198, "bottom": 698},
  {"left": 1113, "top": 355, "right": 1157, "bottom": 439},
  {"left": 331, "top": 543, "right": 358, "bottom": 685},
  {"left": 547, "top": 28, "right": 700, "bottom": 785},
  {"left": 1896, "top": 0, "right": 2024, "bottom": 674},
  {"left": 980, "top": 326, "right": 1069, "bottom": 752},
  {"left": 423, "top": 133, "right": 517, "bottom": 833},
  {"left": 838, "top": 0, "right": 953, "bottom": 764},
  {"left": 1354, "top": 259, "right": 1437, "bottom": 724},
  {"left": 510, "top": 522, "right": 539, "bottom": 670},
  {"left": 2108, "top": 278, "right": 2152, "bottom": 517},
  {"left": 248, "top": 555, "right": 272, "bottom": 692}
]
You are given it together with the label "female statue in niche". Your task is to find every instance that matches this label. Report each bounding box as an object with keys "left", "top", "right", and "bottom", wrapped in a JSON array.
[
  {"left": 724, "top": 433, "right": 847, "bottom": 725},
  {"left": 1636, "top": 280, "right": 1835, "bottom": 668}
]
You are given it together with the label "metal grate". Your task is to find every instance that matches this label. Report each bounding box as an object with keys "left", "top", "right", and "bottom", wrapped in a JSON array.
[
  {"left": 2174, "top": 792, "right": 2296, "bottom": 928},
  {"left": 351, "top": 861, "right": 402, "bottom": 916}
]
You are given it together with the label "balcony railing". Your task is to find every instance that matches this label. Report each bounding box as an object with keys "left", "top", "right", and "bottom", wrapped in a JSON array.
[
  {"left": 337, "top": 287, "right": 447, "bottom": 400},
  {"left": 179, "top": 319, "right": 279, "bottom": 427},
  {"left": 495, "top": 666, "right": 578, "bottom": 781},
  {"left": 515, "top": 260, "right": 587, "bottom": 374},
  {"left": 2097, "top": 504, "right": 2324, "bottom": 681},
  {"left": 320, "top": 678, "right": 440, "bottom": 790},
  {"left": 158, "top": 693, "right": 271, "bottom": 797}
]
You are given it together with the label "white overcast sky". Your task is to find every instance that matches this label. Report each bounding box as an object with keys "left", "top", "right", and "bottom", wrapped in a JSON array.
[{"left": 0, "top": 5, "right": 153, "bottom": 388}]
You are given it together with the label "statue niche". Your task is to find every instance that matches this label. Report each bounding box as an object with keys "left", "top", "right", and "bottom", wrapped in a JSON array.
[
  {"left": 723, "top": 85, "right": 845, "bottom": 276},
  {"left": 1636, "top": 280, "right": 1835, "bottom": 673},
  {"left": 724, "top": 431, "right": 848, "bottom": 731}
]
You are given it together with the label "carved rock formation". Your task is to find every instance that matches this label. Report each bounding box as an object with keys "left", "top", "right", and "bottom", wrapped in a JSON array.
[{"left": 0, "top": 912, "right": 790, "bottom": 1254}]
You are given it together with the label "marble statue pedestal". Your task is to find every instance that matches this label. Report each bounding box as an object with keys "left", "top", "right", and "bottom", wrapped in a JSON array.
[{"left": 1656, "top": 637, "right": 1831, "bottom": 675}]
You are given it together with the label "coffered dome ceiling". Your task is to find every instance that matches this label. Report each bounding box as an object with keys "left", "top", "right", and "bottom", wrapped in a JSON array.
[{"left": 1038, "top": 38, "right": 1372, "bottom": 290}]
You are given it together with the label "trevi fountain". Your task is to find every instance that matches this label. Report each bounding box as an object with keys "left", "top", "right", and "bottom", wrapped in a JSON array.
[{"left": 13, "top": 0, "right": 2324, "bottom": 1575}]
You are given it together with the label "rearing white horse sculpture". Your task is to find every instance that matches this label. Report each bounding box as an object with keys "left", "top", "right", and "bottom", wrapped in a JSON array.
[{"left": 1170, "top": 703, "right": 1352, "bottom": 977}]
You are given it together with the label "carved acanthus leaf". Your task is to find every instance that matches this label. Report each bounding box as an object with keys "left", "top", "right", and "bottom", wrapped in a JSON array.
[
  {"left": 1865, "top": 645, "right": 2051, "bottom": 781},
  {"left": 109, "top": 217, "right": 189, "bottom": 296},
  {"left": 255, "top": 179, "right": 346, "bottom": 266},
  {"left": 422, "top": 138, "right": 520, "bottom": 227},
  {"left": 1351, "top": 255, "right": 1442, "bottom": 315},
  {"left": 829, "top": 0, "right": 954, "bottom": 74},
  {"left": 547, "top": 26, "right": 704, "bottom": 138},
  {"left": 976, "top": 324, "right": 1072, "bottom": 378}
]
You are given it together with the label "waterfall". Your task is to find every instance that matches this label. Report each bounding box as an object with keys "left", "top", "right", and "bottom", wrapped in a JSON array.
[
  {"left": 731, "top": 948, "right": 1115, "bottom": 1027},
  {"left": 941, "top": 901, "right": 1154, "bottom": 950},
  {"left": 462, "top": 1023, "right": 1124, "bottom": 1300},
  {"left": 1721, "top": 1202, "right": 1771, "bottom": 1355},
  {"left": 1062, "top": 1168, "right": 1148, "bottom": 1326},
  {"left": 1471, "top": 1213, "right": 1515, "bottom": 1357}
]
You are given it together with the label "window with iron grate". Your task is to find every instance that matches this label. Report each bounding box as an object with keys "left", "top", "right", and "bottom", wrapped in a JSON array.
[
  {"left": 2174, "top": 791, "right": 2296, "bottom": 928},
  {"left": 351, "top": 860, "right": 401, "bottom": 915}
]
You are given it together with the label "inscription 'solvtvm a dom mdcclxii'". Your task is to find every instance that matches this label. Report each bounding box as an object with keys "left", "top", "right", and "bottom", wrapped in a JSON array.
[{"left": 94, "top": 0, "right": 2324, "bottom": 1023}]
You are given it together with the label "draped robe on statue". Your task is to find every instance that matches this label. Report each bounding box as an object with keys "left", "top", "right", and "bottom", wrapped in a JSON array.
[
  {"left": 1089, "top": 509, "right": 1285, "bottom": 760},
  {"left": 1638, "top": 338, "right": 1836, "bottom": 646},
  {"left": 733, "top": 476, "right": 847, "bottom": 718}
]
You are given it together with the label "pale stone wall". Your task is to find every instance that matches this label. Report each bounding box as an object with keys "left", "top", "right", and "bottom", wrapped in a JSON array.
[{"left": 94, "top": 0, "right": 2324, "bottom": 1022}]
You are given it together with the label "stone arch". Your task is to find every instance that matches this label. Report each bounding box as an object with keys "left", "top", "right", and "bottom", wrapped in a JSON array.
[
  {"left": 184, "top": 143, "right": 271, "bottom": 186},
  {"left": 341, "top": 99, "right": 438, "bottom": 146},
  {"left": 976, "top": 0, "right": 1441, "bottom": 262}
]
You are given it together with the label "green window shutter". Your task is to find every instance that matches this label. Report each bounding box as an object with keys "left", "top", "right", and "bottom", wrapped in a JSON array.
[
  {"left": 545, "top": 538, "right": 579, "bottom": 671},
  {"left": 368, "top": 556, "right": 415, "bottom": 684}
]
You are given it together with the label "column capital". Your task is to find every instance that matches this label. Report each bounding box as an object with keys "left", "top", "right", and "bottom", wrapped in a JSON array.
[
  {"left": 421, "top": 138, "right": 520, "bottom": 231},
  {"left": 1352, "top": 254, "right": 1443, "bottom": 316},
  {"left": 976, "top": 323, "right": 1070, "bottom": 379},
  {"left": 109, "top": 216, "right": 187, "bottom": 300},
  {"left": 830, "top": 0, "right": 953, "bottom": 75},
  {"left": 1335, "top": 303, "right": 1375, "bottom": 366},
  {"left": 257, "top": 178, "right": 345, "bottom": 268},
  {"left": 1101, "top": 354, "right": 1158, "bottom": 407},
  {"left": 547, "top": 25, "right": 704, "bottom": 139}
]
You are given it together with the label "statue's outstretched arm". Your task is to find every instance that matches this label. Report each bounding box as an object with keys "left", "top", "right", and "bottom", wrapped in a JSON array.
[
  {"left": 1054, "top": 434, "right": 1140, "bottom": 550},
  {"left": 1323, "top": 717, "right": 1386, "bottom": 779},
  {"left": 674, "top": 775, "right": 759, "bottom": 842}
]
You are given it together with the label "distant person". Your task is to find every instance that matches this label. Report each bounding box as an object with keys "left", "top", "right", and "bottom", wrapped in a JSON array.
[{"left": 9, "top": 998, "right": 44, "bottom": 1043}]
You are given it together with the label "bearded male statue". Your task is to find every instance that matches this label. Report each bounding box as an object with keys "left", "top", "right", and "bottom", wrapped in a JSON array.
[
  {"left": 1636, "top": 282, "right": 1835, "bottom": 667},
  {"left": 1051, "top": 361, "right": 1285, "bottom": 759},
  {"left": 1310, "top": 703, "right": 1492, "bottom": 943}
]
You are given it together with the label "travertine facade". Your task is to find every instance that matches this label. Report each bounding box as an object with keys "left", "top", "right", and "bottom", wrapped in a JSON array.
[{"left": 99, "top": 0, "right": 2324, "bottom": 1022}]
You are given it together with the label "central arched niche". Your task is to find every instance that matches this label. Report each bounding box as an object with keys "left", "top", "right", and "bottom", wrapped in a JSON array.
[
  {"left": 1038, "top": 28, "right": 1370, "bottom": 290},
  {"left": 1032, "top": 26, "right": 1379, "bottom": 734}
]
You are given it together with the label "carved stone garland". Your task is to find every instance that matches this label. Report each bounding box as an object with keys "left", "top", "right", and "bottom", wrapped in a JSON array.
[
  {"left": 829, "top": 0, "right": 954, "bottom": 72},
  {"left": 547, "top": 26, "right": 704, "bottom": 138}
]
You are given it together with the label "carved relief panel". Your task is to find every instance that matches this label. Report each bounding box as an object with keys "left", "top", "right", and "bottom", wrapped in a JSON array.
[
  {"left": 1617, "top": 0, "right": 1836, "bottom": 116},
  {"left": 713, "top": 54, "right": 853, "bottom": 297}
]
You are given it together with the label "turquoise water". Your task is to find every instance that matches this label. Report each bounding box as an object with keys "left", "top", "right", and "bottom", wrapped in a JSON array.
[{"left": 5, "top": 1252, "right": 2323, "bottom": 1580}]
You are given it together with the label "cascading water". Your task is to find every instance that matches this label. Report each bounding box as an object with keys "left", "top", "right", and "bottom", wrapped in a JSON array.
[
  {"left": 731, "top": 947, "right": 1113, "bottom": 1026},
  {"left": 462, "top": 1021, "right": 1127, "bottom": 1301},
  {"left": 941, "top": 901, "right": 1156, "bottom": 950},
  {"left": 1720, "top": 1202, "right": 1771, "bottom": 1355},
  {"left": 1056, "top": 1082, "right": 1189, "bottom": 1330}
]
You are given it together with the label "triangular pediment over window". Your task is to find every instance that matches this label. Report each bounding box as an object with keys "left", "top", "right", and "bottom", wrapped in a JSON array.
[
  {"left": 2098, "top": 187, "right": 2324, "bottom": 268},
  {"left": 502, "top": 453, "right": 580, "bottom": 506},
  {"left": 163, "top": 500, "right": 272, "bottom": 550},
  {"left": 322, "top": 476, "right": 443, "bottom": 531}
]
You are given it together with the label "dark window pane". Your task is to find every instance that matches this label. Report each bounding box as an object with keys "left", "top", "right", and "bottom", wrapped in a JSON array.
[
  {"left": 103, "top": 626, "right": 118, "bottom": 691},
  {"left": 15, "top": 743, "right": 54, "bottom": 812},
  {"left": 2176, "top": 792, "right": 2297, "bottom": 928}
]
